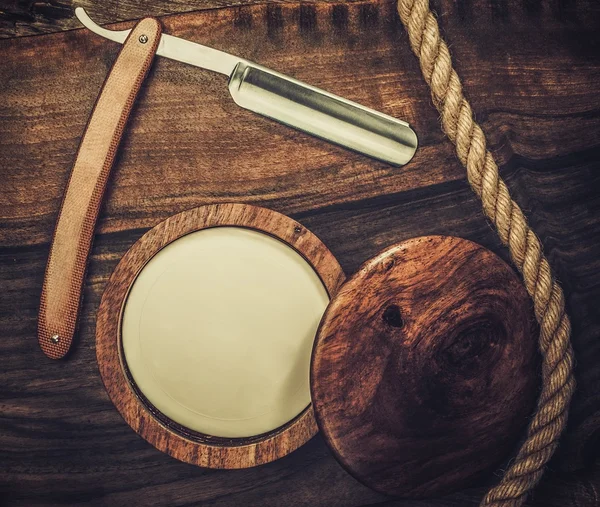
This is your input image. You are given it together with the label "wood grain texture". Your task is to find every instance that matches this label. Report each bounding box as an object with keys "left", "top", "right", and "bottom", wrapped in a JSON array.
[
  {"left": 96, "top": 203, "right": 345, "bottom": 468},
  {"left": 1, "top": 0, "right": 600, "bottom": 505},
  {"left": 312, "top": 236, "right": 537, "bottom": 497},
  {"left": 0, "top": 0, "right": 370, "bottom": 38}
]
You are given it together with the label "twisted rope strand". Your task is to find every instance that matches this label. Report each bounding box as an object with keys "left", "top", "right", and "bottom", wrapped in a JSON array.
[{"left": 396, "top": 1, "right": 576, "bottom": 505}]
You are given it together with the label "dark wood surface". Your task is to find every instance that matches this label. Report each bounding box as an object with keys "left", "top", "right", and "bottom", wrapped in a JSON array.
[
  {"left": 1, "top": 0, "right": 600, "bottom": 506},
  {"left": 0, "top": 0, "right": 370, "bottom": 38},
  {"left": 96, "top": 203, "right": 345, "bottom": 469},
  {"left": 312, "top": 236, "right": 537, "bottom": 497}
]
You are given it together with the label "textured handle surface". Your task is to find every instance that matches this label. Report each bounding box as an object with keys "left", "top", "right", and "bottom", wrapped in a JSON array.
[{"left": 38, "top": 17, "right": 162, "bottom": 359}]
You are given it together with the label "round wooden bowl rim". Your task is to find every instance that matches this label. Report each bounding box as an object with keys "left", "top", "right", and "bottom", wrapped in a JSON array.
[{"left": 96, "top": 203, "right": 345, "bottom": 469}]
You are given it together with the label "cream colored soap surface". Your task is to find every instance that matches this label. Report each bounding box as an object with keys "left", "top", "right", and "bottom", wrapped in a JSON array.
[{"left": 121, "top": 227, "right": 329, "bottom": 438}]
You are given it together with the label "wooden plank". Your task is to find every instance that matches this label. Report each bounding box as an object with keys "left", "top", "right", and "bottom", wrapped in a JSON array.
[
  {"left": 0, "top": 0, "right": 369, "bottom": 38},
  {"left": 1, "top": 0, "right": 600, "bottom": 505}
]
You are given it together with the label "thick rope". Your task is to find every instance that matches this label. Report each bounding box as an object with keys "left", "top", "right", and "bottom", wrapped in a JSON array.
[{"left": 396, "top": 1, "right": 576, "bottom": 505}]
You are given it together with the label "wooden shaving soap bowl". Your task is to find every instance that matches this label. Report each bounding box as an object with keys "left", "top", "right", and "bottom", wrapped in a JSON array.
[
  {"left": 97, "top": 205, "right": 537, "bottom": 496},
  {"left": 96, "top": 203, "right": 345, "bottom": 468}
]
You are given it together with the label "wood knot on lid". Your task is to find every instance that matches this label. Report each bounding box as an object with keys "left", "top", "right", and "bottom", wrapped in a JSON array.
[{"left": 382, "top": 304, "right": 403, "bottom": 328}]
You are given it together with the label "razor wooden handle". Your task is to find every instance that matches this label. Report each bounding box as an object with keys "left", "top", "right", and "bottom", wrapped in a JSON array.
[{"left": 38, "top": 17, "right": 161, "bottom": 359}]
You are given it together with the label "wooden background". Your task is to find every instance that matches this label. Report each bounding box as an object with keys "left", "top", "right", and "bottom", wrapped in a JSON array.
[{"left": 1, "top": 0, "right": 599, "bottom": 505}]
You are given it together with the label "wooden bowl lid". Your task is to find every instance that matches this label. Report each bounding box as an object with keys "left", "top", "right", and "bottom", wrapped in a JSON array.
[
  {"left": 96, "top": 203, "right": 345, "bottom": 469},
  {"left": 311, "top": 236, "right": 538, "bottom": 497}
]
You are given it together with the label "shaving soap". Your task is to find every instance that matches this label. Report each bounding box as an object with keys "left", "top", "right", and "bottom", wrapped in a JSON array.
[{"left": 121, "top": 227, "right": 329, "bottom": 438}]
